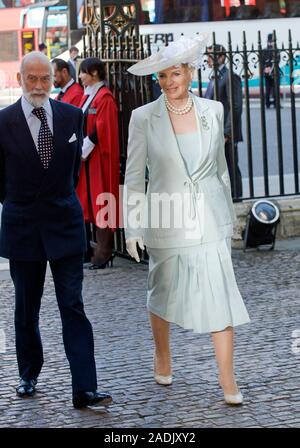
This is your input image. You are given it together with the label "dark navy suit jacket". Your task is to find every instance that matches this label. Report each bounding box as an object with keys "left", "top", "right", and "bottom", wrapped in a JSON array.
[{"left": 0, "top": 98, "right": 86, "bottom": 261}]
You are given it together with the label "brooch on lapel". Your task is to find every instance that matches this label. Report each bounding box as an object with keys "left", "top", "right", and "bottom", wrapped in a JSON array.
[{"left": 200, "top": 115, "right": 210, "bottom": 131}]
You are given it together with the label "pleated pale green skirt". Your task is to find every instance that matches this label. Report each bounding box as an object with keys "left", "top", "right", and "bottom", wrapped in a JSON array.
[{"left": 147, "top": 238, "right": 250, "bottom": 334}]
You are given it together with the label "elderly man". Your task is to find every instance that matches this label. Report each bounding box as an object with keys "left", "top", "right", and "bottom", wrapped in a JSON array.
[{"left": 0, "top": 52, "right": 112, "bottom": 409}]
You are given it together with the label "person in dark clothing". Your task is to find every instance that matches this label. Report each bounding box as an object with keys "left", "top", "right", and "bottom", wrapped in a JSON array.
[
  {"left": 205, "top": 44, "right": 243, "bottom": 198},
  {"left": 38, "top": 43, "right": 48, "bottom": 56},
  {"left": 262, "top": 33, "right": 279, "bottom": 108},
  {"left": 68, "top": 46, "right": 80, "bottom": 81},
  {"left": 0, "top": 51, "right": 112, "bottom": 409}
]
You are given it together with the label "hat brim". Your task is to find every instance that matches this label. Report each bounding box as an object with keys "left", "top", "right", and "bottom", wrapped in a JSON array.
[{"left": 127, "top": 38, "right": 207, "bottom": 76}]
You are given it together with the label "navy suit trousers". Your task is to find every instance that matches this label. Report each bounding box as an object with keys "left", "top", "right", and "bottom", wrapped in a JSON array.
[{"left": 10, "top": 254, "right": 97, "bottom": 394}]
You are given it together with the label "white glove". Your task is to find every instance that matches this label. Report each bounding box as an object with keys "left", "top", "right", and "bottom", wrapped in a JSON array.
[{"left": 126, "top": 237, "right": 145, "bottom": 263}]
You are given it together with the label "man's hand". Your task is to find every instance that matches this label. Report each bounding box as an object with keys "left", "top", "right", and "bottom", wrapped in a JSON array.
[{"left": 126, "top": 237, "right": 145, "bottom": 263}]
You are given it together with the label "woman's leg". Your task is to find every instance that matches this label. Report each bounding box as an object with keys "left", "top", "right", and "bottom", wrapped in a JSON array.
[
  {"left": 211, "top": 326, "right": 239, "bottom": 395},
  {"left": 149, "top": 312, "right": 172, "bottom": 375}
]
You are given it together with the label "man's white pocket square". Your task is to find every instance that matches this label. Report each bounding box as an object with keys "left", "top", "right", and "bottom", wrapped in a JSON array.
[{"left": 68, "top": 133, "right": 77, "bottom": 143}]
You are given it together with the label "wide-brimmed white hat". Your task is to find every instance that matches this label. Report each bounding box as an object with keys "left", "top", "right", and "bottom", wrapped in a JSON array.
[{"left": 128, "top": 34, "right": 208, "bottom": 76}]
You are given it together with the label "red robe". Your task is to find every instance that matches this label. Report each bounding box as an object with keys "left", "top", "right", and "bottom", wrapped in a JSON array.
[
  {"left": 76, "top": 86, "right": 120, "bottom": 230},
  {"left": 55, "top": 82, "right": 83, "bottom": 107}
]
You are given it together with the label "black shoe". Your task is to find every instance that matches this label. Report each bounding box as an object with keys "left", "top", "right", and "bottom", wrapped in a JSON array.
[
  {"left": 88, "top": 254, "right": 115, "bottom": 270},
  {"left": 72, "top": 391, "right": 113, "bottom": 409},
  {"left": 16, "top": 378, "right": 37, "bottom": 397}
]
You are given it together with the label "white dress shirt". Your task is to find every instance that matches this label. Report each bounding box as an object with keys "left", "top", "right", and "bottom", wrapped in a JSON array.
[
  {"left": 21, "top": 96, "right": 53, "bottom": 151},
  {"left": 60, "top": 78, "right": 75, "bottom": 93},
  {"left": 82, "top": 81, "right": 104, "bottom": 113}
]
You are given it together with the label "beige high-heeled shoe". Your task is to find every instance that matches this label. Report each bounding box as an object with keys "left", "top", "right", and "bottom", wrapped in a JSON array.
[
  {"left": 154, "top": 373, "right": 173, "bottom": 386},
  {"left": 223, "top": 391, "right": 243, "bottom": 405},
  {"left": 219, "top": 376, "right": 243, "bottom": 405},
  {"left": 154, "top": 355, "right": 172, "bottom": 386}
]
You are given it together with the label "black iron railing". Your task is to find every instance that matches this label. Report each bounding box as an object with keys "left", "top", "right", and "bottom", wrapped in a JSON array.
[{"left": 82, "top": 1, "right": 300, "bottom": 258}]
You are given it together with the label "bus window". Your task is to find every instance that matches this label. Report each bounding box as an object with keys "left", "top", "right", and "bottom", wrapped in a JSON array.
[
  {"left": 45, "top": 10, "right": 68, "bottom": 59},
  {"left": 24, "top": 6, "right": 44, "bottom": 29},
  {"left": 0, "top": 30, "right": 18, "bottom": 61},
  {"left": 20, "top": 29, "right": 37, "bottom": 56},
  {"left": 140, "top": 0, "right": 300, "bottom": 24}
]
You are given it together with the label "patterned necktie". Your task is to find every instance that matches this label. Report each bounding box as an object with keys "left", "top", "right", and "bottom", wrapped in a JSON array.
[{"left": 32, "top": 107, "right": 54, "bottom": 169}]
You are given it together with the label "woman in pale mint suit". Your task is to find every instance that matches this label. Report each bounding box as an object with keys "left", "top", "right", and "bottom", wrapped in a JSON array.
[{"left": 123, "top": 36, "right": 250, "bottom": 405}]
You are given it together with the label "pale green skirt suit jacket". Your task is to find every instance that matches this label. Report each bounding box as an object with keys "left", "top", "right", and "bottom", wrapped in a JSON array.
[
  {"left": 124, "top": 94, "right": 250, "bottom": 333},
  {"left": 124, "top": 94, "right": 235, "bottom": 247}
]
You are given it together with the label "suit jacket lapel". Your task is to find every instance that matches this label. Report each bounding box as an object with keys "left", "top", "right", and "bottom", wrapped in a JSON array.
[
  {"left": 194, "top": 96, "right": 213, "bottom": 166},
  {"left": 8, "top": 99, "right": 44, "bottom": 173},
  {"left": 151, "top": 96, "right": 190, "bottom": 174},
  {"left": 51, "top": 98, "right": 64, "bottom": 161},
  {"left": 151, "top": 95, "right": 213, "bottom": 177},
  {"left": 37, "top": 99, "right": 65, "bottom": 188}
]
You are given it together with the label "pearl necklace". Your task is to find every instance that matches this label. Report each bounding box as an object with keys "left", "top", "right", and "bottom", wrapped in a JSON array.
[{"left": 164, "top": 93, "right": 194, "bottom": 115}]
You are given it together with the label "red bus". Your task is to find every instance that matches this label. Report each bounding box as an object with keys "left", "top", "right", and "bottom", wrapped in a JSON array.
[
  {"left": 0, "top": 0, "right": 84, "bottom": 88},
  {"left": 0, "top": 6, "right": 28, "bottom": 87}
]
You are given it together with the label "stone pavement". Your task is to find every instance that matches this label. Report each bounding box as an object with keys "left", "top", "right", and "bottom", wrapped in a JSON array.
[{"left": 0, "top": 242, "right": 300, "bottom": 428}]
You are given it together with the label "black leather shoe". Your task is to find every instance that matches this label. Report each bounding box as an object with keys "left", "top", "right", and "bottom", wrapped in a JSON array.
[
  {"left": 73, "top": 391, "right": 112, "bottom": 409},
  {"left": 16, "top": 378, "right": 37, "bottom": 397},
  {"left": 88, "top": 254, "right": 115, "bottom": 270}
]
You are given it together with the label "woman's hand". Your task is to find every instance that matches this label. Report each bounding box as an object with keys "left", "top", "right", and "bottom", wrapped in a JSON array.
[{"left": 126, "top": 237, "right": 145, "bottom": 263}]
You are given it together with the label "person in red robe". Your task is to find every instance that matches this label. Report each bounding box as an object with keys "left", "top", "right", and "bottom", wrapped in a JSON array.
[
  {"left": 77, "top": 57, "right": 120, "bottom": 269},
  {"left": 52, "top": 58, "right": 83, "bottom": 107}
]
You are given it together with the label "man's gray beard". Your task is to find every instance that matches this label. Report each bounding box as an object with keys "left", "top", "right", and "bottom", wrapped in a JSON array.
[{"left": 23, "top": 89, "right": 50, "bottom": 108}]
